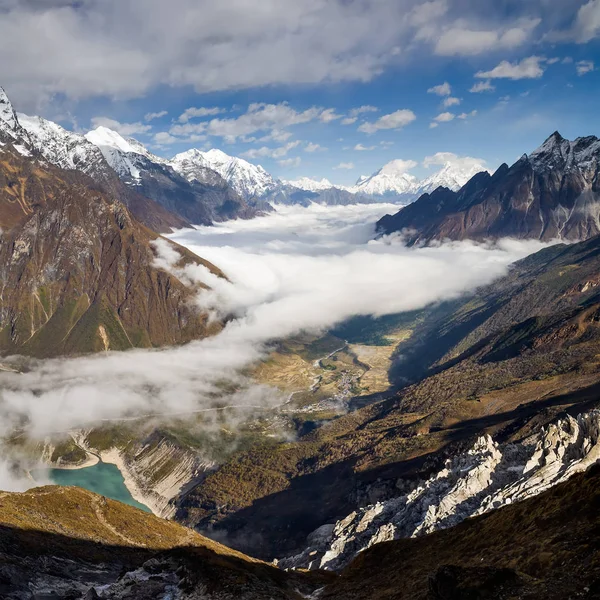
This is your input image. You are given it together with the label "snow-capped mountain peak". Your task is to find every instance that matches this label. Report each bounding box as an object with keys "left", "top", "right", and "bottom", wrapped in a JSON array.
[
  {"left": 84, "top": 126, "right": 168, "bottom": 182},
  {"left": 352, "top": 160, "right": 419, "bottom": 197},
  {"left": 284, "top": 177, "right": 335, "bottom": 192},
  {"left": 18, "top": 113, "right": 112, "bottom": 179},
  {"left": 0, "top": 87, "right": 19, "bottom": 134},
  {"left": 171, "top": 148, "right": 278, "bottom": 199},
  {"left": 418, "top": 159, "right": 489, "bottom": 195}
]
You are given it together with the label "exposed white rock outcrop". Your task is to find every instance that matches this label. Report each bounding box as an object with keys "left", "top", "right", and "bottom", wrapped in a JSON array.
[{"left": 280, "top": 411, "right": 600, "bottom": 571}]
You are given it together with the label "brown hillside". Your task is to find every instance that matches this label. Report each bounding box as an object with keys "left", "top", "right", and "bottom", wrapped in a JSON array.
[{"left": 0, "top": 149, "right": 223, "bottom": 357}]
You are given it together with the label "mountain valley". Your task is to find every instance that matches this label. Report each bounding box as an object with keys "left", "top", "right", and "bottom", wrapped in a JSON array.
[{"left": 1, "top": 87, "right": 600, "bottom": 600}]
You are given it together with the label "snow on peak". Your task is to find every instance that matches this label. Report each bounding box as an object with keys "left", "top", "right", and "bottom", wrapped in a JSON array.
[
  {"left": 0, "top": 87, "right": 19, "bottom": 133},
  {"left": 529, "top": 131, "right": 600, "bottom": 173},
  {"left": 418, "top": 159, "right": 489, "bottom": 195},
  {"left": 171, "top": 148, "right": 278, "bottom": 199},
  {"left": 85, "top": 126, "right": 140, "bottom": 155},
  {"left": 285, "top": 177, "right": 335, "bottom": 192},
  {"left": 352, "top": 160, "right": 419, "bottom": 196},
  {"left": 85, "top": 126, "right": 167, "bottom": 182},
  {"left": 18, "top": 113, "right": 109, "bottom": 177}
]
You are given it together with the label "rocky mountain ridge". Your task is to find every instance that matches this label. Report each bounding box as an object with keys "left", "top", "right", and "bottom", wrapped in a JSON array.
[
  {"left": 280, "top": 410, "right": 600, "bottom": 571},
  {"left": 377, "top": 131, "right": 600, "bottom": 243},
  {"left": 0, "top": 146, "right": 223, "bottom": 357}
]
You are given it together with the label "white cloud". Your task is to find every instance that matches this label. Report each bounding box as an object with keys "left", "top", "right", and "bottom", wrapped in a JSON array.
[
  {"left": 259, "top": 129, "right": 293, "bottom": 143},
  {"left": 427, "top": 82, "right": 451, "bottom": 96},
  {"left": 354, "top": 143, "right": 376, "bottom": 151},
  {"left": 423, "top": 152, "right": 487, "bottom": 171},
  {"left": 434, "top": 111, "right": 455, "bottom": 122},
  {"left": 178, "top": 106, "right": 226, "bottom": 123},
  {"left": 341, "top": 117, "right": 358, "bottom": 125},
  {"left": 470, "top": 80, "right": 495, "bottom": 93},
  {"left": 435, "top": 18, "right": 540, "bottom": 56},
  {"left": 384, "top": 159, "right": 418, "bottom": 173},
  {"left": 358, "top": 109, "right": 416, "bottom": 134},
  {"left": 546, "top": 57, "right": 561, "bottom": 65},
  {"left": 429, "top": 122, "right": 439, "bottom": 129},
  {"left": 304, "top": 142, "right": 325, "bottom": 152},
  {"left": 204, "top": 102, "right": 323, "bottom": 142},
  {"left": 153, "top": 131, "right": 179, "bottom": 145},
  {"left": 0, "top": 204, "right": 552, "bottom": 465},
  {"left": 457, "top": 110, "right": 477, "bottom": 119},
  {"left": 349, "top": 105, "right": 379, "bottom": 117},
  {"left": 144, "top": 110, "right": 168, "bottom": 122},
  {"left": 565, "top": 0, "right": 600, "bottom": 43},
  {"left": 241, "top": 141, "right": 301, "bottom": 159},
  {"left": 168, "top": 121, "right": 207, "bottom": 137},
  {"left": 334, "top": 162, "right": 355, "bottom": 170},
  {"left": 475, "top": 56, "right": 545, "bottom": 80},
  {"left": 319, "top": 109, "right": 343, "bottom": 123},
  {"left": 576, "top": 60, "right": 595, "bottom": 75},
  {"left": 90, "top": 117, "right": 151, "bottom": 136},
  {"left": 278, "top": 157, "right": 302, "bottom": 168},
  {"left": 442, "top": 96, "right": 461, "bottom": 108}
]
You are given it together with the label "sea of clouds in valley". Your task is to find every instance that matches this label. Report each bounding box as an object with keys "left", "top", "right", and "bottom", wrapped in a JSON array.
[{"left": 0, "top": 203, "right": 553, "bottom": 490}]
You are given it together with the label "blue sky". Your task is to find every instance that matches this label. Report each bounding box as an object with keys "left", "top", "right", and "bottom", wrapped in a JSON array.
[{"left": 1, "top": 0, "right": 599, "bottom": 185}]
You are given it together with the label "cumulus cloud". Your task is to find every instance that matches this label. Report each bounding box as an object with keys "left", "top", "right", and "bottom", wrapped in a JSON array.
[
  {"left": 470, "top": 80, "right": 495, "bottom": 93},
  {"left": 358, "top": 109, "right": 416, "bottom": 134},
  {"left": 241, "top": 141, "right": 300, "bottom": 159},
  {"left": 319, "top": 109, "right": 343, "bottom": 123},
  {"left": 200, "top": 103, "right": 323, "bottom": 142},
  {"left": 354, "top": 143, "right": 376, "bottom": 151},
  {"left": 177, "top": 106, "right": 226, "bottom": 123},
  {"left": 576, "top": 60, "right": 595, "bottom": 75},
  {"left": 423, "top": 152, "right": 487, "bottom": 171},
  {"left": 144, "top": 110, "right": 168, "bottom": 122},
  {"left": 475, "top": 56, "right": 545, "bottom": 80},
  {"left": 90, "top": 117, "right": 152, "bottom": 136},
  {"left": 278, "top": 157, "right": 302, "bottom": 168},
  {"left": 457, "top": 110, "right": 477, "bottom": 120},
  {"left": 435, "top": 18, "right": 541, "bottom": 56},
  {"left": 0, "top": 1, "right": 590, "bottom": 111},
  {"left": 304, "top": 142, "right": 325, "bottom": 152},
  {"left": 334, "top": 162, "right": 355, "bottom": 170},
  {"left": 433, "top": 111, "right": 455, "bottom": 122},
  {"left": 427, "top": 82, "right": 451, "bottom": 96},
  {"left": 349, "top": 105, "right": 379, "bottom": 117},
  {"left": 442, "top": 96, "right": 461, "bottom": 108}
]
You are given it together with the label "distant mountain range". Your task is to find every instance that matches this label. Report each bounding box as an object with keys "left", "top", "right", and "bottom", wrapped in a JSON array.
[
  {"left": 377, "top": 131, "right": 600, "bottom": 243},
  {"left": 0, "top": 87, "right": 491, "bottom": 220}
]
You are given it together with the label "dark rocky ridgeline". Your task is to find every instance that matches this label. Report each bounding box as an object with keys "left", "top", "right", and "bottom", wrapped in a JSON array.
[
  {"left": 0, "top": 465, "right": 598, "bottom": 598},
  {"left": 0, "top": 148, "right": 224, "bottom": 357},
  {"left": 376, "top": 131, "right": 600, "bottom": 244}
]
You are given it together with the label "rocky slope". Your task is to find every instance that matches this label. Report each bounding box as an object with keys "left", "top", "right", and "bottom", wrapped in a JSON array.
[
  {"left": 322, "top": 463, "right": 600, "bottom": 600},
  {"left": 174, "top": 233, "right": 600, "bottom": 559},
  {"left": 0, "top": 146, "right": 223, "bottom": 357},
  {"left": 0, "top": 485, "right": 328, "bottom": 599},
  {"left": 0, "top": 462, "right": 598, "bottom": 598},
  {"left": 377, "top": 131, "right": 600, "bottom": 243},
  {"left": 280, "top": 410, "right": 600, "bottom": 570}
]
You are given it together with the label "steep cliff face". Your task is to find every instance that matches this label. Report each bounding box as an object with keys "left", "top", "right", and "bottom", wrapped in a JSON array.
[
  {"left": 377, "top": 132, "right": 600, "bottom": 244},
  {"left": 280, "top": 410, "right": 600, "bottom": 570},
  {"left": 0, "top": 148, "right": 223, "bottom": 357}
]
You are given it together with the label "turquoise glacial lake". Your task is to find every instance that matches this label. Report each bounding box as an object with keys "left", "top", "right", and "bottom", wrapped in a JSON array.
[{"left": 35, "top": 461, "right": 151, "bottom": 513}]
